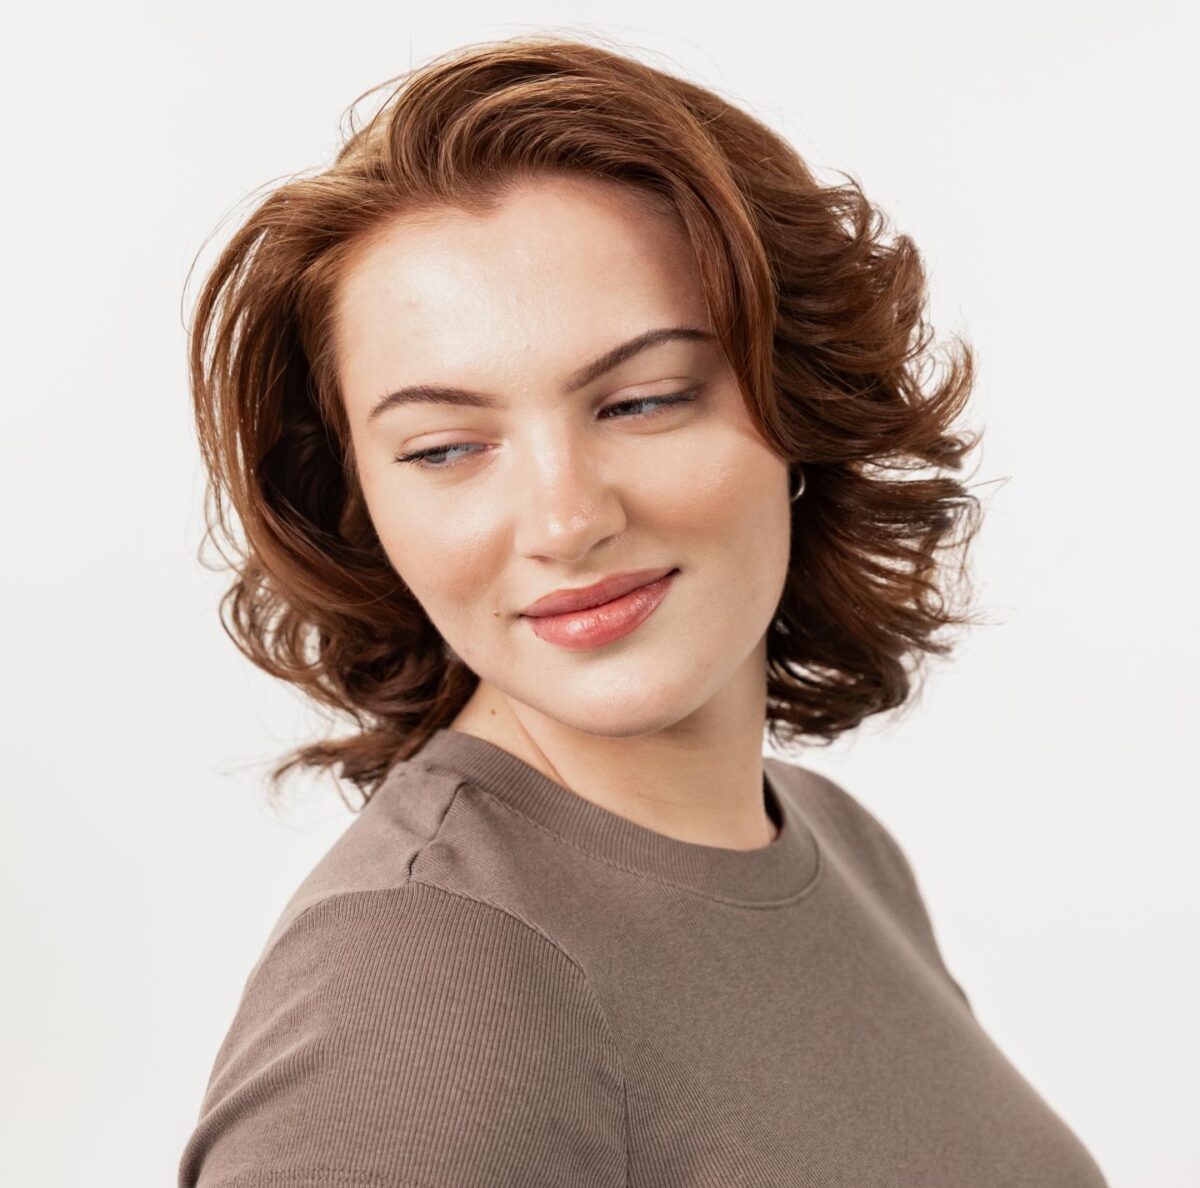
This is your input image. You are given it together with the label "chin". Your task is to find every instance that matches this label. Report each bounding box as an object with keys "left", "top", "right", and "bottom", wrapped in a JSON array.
[{"left": 504, "top": 669, "right": 715, "bottom": 740}]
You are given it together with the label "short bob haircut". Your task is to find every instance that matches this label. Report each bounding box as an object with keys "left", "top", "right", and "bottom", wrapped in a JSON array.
[{"left": 186, "top": 33, "right": 985, "bottom": 807}]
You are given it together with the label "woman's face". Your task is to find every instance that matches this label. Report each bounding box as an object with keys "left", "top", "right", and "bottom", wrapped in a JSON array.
[{"left": 334, "top": 174, "right": 793, "bottom": 738}]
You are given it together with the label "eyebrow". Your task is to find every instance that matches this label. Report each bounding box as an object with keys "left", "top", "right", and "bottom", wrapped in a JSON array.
[{"left": 366, "top": 326, "right": 717, "bottom": 423}]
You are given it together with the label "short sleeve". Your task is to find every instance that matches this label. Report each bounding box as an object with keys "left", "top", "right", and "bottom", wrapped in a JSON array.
[{"left": 178, "top": 883, "right": 627, "bottom": 1187}]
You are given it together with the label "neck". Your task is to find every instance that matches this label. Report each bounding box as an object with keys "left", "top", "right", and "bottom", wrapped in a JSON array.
[{"left": 447, "top": 670, "right": 775, "bottom": 851}]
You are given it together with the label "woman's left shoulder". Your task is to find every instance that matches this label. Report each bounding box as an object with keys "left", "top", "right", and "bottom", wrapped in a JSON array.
[
  {"left": 765, "top": 754, "right": 901, "bottom": 861},
  {"left": 765, "top": 754, "right": 973, "bottom": 1011}
]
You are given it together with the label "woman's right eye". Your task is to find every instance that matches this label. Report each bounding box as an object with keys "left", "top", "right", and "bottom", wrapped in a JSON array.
[{"left": 393, "top": 442, "right": 484, "bottom": 470}]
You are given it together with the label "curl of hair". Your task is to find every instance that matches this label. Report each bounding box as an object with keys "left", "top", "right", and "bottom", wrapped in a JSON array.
[{"left": 184, "top": 32, "right": 986, "bottom": 809}]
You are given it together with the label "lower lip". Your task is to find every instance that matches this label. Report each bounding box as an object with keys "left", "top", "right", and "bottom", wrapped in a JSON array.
[{"left": 521, "top": 570, "right": 679, "bottom": 651}]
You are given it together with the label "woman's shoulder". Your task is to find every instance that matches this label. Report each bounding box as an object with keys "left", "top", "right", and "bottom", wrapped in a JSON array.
[
  {"left": 180, "top": 880, "right": 627, "bottom": 1187},
  {"left": 766, "top": 754, "right": 972, "bottom": 1011},
  {"left": 766, "top": 753, "right": 935, "bottom": 907},
  {"left": 765, "top": 752, "right": 908, "bottom": 868},
  {"left": 253, "top": 750, "right": 590, "bottom": 970},
  {"left": 249, "top": 756, "right": 464, "bottom": 962}
]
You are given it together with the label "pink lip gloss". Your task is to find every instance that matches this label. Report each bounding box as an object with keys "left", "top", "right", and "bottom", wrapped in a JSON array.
[{"left": 522, "top": 570, "right": 678, "bottom": 651}]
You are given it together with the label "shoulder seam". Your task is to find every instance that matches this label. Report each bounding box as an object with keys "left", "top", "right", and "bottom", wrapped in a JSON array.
[
  {"left": 262, "top": 879, "right": 632, "bottom": 1177},
  {"left": 402, "top": 876, "right": 631, "bottom": 1175},
  {"left": 242, "top": 770, "right": 463, "bottom": 989},
  {"left": 402, "top": 765, "right": 464, "bottom": 883}
]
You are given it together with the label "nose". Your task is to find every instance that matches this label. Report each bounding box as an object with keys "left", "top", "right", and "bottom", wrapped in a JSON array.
[{"left": 511, "top": 433, "right": 628, "bottom": 564}]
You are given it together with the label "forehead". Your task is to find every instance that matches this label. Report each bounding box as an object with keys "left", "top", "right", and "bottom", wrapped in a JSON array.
[{"left": 333, "top": 176, "right": 708, "bottom": 398}]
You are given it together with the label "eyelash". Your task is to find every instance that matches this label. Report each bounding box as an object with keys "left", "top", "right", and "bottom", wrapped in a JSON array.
[{"left": 392, "top": 390, "right": 699, "bottom": 471}]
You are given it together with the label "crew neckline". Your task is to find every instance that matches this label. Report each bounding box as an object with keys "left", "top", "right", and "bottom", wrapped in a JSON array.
[{"left": 407, "top": 727, "right": 822, "bottom": 906}]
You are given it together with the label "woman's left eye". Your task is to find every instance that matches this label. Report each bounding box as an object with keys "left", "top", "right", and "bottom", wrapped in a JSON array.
[{"left": 600, "top": 390, "right": 698, "bottom": 419}]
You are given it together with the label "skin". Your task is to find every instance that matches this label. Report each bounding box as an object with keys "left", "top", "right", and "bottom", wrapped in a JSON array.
[{"left": 334, "top": 173, "right": 793, "bottom": 850}]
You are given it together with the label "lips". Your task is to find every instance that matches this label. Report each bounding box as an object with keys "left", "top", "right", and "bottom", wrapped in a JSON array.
[
  {"left": 522, "top": 569, "right": 679, "bottom": 651},
  {"left": 520, "top": 567, "right": 678, "bottom": 618}
]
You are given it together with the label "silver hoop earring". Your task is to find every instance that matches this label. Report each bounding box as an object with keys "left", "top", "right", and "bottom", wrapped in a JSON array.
[{"left": 789, "top": 465, "right": 806, "bottom": 502}]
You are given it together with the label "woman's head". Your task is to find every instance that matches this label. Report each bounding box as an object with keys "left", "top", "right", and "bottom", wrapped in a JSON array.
[{"left": 187, "top": 33, "right": 982, "bottom": 802}]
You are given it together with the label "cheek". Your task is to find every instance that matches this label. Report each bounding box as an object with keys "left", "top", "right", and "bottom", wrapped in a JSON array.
[
  {"left": 364, "top": 481, "right": 503, "bottom": 624},
  {"left": 667, "top": 436, "right": 789, "bottom": 555},
  {"left": 671, "top": 438, "right": 792, "bottom": 633}
]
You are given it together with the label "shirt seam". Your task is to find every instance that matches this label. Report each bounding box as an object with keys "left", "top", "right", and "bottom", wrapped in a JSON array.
[
  {"left": 408, "top": 764, "right": 632, "bottom": 1183},
  {"left": 239, "top": 766, "right": 463, "bottom": 988},
  {"left": 405, "top": 876, "right": 632, "bottom": 1186},
  {"left": 243, "top": 878, "right": 632, "bottom": 1185}
]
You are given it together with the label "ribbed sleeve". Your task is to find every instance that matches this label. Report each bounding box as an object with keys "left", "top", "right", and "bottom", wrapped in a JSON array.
[{"left": 178, "top": 883, "right": 628, "bottom": 1188}]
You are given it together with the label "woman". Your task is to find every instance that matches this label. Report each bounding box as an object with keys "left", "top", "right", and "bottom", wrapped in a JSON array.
[{"left": 177, "top": 34, "right": 1108, "bottom": 1187}]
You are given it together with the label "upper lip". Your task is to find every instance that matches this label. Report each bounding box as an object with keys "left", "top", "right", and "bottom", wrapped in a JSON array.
[{"left": 520, "top": 567, "right": 677, "bottom": 617}]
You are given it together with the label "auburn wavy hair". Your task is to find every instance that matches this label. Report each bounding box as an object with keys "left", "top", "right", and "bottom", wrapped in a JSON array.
[{"left": 185, "top": 33, "right": 986, "bottom": 807}]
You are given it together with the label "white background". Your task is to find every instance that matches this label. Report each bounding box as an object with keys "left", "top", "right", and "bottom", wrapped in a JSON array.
[{"left": 3, "top": 3, "right": 1196, "bottom": 1185}]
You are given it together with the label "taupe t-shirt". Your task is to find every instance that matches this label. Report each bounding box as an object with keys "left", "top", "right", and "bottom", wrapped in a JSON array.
[{"left": 178, "top": 727, "right": 1108, "bottom": 1186}]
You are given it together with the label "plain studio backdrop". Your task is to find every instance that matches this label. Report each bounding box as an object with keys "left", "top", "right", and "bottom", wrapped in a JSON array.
[{"left": 2, "top": 3, "right": 1195, "bottom": 1185}]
